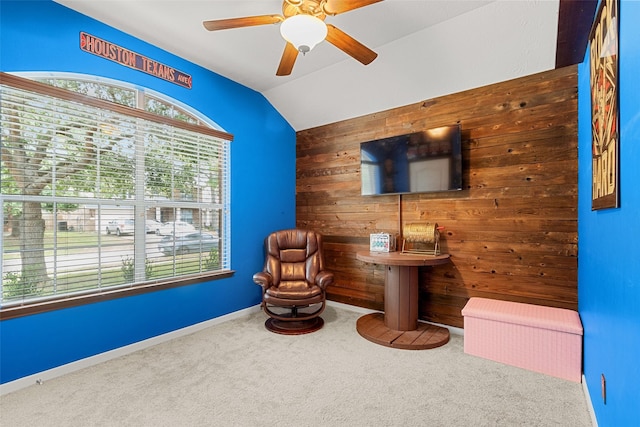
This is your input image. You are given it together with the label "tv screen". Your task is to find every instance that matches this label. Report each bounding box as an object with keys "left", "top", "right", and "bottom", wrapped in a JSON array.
[{"left": 360, "top": 125, "right": 462, "bottom": 196}]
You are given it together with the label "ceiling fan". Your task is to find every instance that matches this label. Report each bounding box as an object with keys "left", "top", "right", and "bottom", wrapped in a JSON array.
[{"left": 203, "top": 0, "right": 383, "bottom": 76}]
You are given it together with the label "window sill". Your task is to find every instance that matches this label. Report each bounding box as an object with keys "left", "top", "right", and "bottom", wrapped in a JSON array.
[{"left": 0, "top": 270, "right": 235, "bottom": 321}]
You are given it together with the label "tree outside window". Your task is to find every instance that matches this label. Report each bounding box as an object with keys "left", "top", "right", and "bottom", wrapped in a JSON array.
[{"left": 0, "top": 73, "right": 231, "bottom": 307}]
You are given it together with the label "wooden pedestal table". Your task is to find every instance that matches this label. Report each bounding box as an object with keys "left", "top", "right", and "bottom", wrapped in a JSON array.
[{"left": 355, "top": 251, "right": 451, "bottom": 350}]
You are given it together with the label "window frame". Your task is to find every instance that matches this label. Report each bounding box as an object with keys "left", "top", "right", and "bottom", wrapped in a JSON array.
[{"left": 0, "top": 72, "right": 234, "bottom": 320}]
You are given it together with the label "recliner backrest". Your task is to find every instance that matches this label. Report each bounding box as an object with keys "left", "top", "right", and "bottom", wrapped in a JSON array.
[{"left": 264, "top": 229, "right": 324, "bottom": 287}]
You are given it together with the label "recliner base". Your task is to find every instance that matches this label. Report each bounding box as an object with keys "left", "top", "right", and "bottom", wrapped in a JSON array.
[{"left": 264, "top": 316, "right": 324, "bottom": 335}]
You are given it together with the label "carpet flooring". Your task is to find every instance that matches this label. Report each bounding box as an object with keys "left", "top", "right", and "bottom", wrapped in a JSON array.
[{"left": 0, "top": 305, "right": 593, "bottom": 426}]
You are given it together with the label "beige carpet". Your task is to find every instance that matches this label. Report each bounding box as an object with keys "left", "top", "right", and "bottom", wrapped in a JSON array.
[{"left": 0, "top": 305, "right": 593, "bottom": 426}]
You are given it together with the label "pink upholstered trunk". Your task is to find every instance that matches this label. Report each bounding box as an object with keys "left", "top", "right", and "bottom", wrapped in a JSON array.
[{"left": 462, "top": 298, "right": 583, "bottom": 383}]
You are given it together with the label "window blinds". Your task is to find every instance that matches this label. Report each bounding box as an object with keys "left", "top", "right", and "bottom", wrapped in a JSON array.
[{"left": 0, "top": 73, "right": 231, "bottom": 306}]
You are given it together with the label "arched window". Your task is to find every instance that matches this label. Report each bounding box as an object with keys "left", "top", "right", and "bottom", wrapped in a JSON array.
[
  {"left": 0, "top": 72, "right": 232, "bottom": 317},
  {"left": 31, "top": 72, "right": 222, "bottom": 128}
]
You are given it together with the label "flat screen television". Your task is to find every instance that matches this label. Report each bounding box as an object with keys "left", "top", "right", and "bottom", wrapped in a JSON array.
[{"left": 360, "top": 125, "right": 462, "bottom": 196}]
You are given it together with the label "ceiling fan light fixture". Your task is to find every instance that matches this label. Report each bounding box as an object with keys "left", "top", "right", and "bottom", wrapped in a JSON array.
[{"left": 280, "top": 14, "right": 327, "bottom": 54}]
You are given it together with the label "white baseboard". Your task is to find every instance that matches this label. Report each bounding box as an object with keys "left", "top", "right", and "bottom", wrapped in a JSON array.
[
  {"left": 430, "top": 320, "right": 464, "bottom": 336},
  {"left": 326, "top": 300, "right": 377, "bottom": 315},
  {"left": 326, "top": 300, "right": 465, "bottom": 336},
  {"left": 3, "top": 302, "right": 463, "bottom": 396},
  {"left": 582, "top": 374, "right": 599, "bottom": 427},
  {"left": 0, "top": 305, "right": 261, "bottom": 396}
]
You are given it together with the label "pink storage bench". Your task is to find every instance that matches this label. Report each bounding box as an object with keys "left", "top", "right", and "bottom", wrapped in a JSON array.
[{"left": 461, "top": 297, "right": 583, "bottom": 382}]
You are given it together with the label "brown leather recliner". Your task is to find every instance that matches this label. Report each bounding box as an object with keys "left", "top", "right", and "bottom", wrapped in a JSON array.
[{"left": 253, "top": 229, "right": 334, "bottom": 334}]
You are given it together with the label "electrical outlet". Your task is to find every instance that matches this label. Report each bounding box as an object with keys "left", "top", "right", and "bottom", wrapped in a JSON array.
[{"left": 601, "top": 374, "right": 606, "bottom": 404}]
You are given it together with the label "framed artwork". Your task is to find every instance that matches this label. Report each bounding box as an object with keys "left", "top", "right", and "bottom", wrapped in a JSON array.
[{"left": 589, "top": 0, "right": 620, "bottom": 210}]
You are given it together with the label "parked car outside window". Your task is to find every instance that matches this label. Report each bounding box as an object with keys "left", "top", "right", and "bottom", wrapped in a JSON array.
[
  {"left": 156, "top": 221, "right": 196, "bottom": 236},
  {"left": 145, "top": 219, "right": 162, "bottom": 234},
  {"left": 105, "top": 219, "right": 134, "bottom": 236},
  {"left": 158, "top": 232, "right": 218, "bottom": 255}
]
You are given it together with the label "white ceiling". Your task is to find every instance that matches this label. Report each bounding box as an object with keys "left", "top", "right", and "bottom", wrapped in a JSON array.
[{"left": 54, "top": 0, "right": 561, "bottom": 131}]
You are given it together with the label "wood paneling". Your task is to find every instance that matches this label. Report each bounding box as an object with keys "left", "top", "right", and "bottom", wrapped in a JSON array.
[
  {"left": 296, "top": 66, "right": 578, "bottom": 328},
  {"left": 555, "top": 0, "right": 598, "bottom": 68}
]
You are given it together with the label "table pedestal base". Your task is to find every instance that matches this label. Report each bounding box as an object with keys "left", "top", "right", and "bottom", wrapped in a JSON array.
[{"left": 356, "top": 313, "right": 450, "bottom": 350}]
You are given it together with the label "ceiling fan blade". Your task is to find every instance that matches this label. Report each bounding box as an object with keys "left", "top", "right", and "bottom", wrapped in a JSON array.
[
  {"left": 324, "top": 0, "right": 383, "bottom": 15},
  {"left": 203, "top": 15, "right": 283, "bottom": 31},
  {"left": 325, "top": 24, "right": 377, "bottom": 65},
  {"left": 276, "top": 43, "right": 299, "bottom": 76}
]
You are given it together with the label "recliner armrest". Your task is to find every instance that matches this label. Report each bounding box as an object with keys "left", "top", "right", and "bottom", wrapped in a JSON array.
[
  {"left": 253, "top": 272, "right": 273, "bottom": 290},
  {"left": 315, "top": 270, "right": 334, "bottom": 290}
]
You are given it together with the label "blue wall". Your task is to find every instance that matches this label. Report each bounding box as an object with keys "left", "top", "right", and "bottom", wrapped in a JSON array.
[
  {"left": 578, "top": 1, "right": 640, "bottom": 425},
  {"left": 4, "top": 3, "right": 640, "bottom": 423},
  {"left": 0, "top": 1, "right": 296, "bottom": 384}
]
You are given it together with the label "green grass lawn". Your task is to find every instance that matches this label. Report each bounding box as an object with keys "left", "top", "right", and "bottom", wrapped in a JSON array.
[
  {"left": 2, "top": 231, "right": 125, "bottom": 259},
  {"left": 54, "top": 256, "right": 207, "bottom": 290},
  {"left": 3, "top": 229, "right": 220, "bottom": 301},
  {"left": 2, "top": 245, "right": 219, "bottom": 302}
]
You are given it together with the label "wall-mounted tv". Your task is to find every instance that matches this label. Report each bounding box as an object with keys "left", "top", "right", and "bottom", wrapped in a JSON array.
[{"left": 360, "top": 125, "right": 462, "bottom": 196}]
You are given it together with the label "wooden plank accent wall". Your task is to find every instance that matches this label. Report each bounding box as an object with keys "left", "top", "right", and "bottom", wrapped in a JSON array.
[{"left": 296, "top": 66, "right": 578, "bottom": 328}]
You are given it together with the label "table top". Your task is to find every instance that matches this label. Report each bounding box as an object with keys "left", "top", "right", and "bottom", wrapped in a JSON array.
[{"left": 356, "top": 251, "right": 450, "bottom": 266}]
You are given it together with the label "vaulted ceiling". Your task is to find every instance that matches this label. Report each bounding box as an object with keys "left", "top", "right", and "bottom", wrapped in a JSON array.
[{"left": 54, "top": 0, "right": 595, "bottom": 131}]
